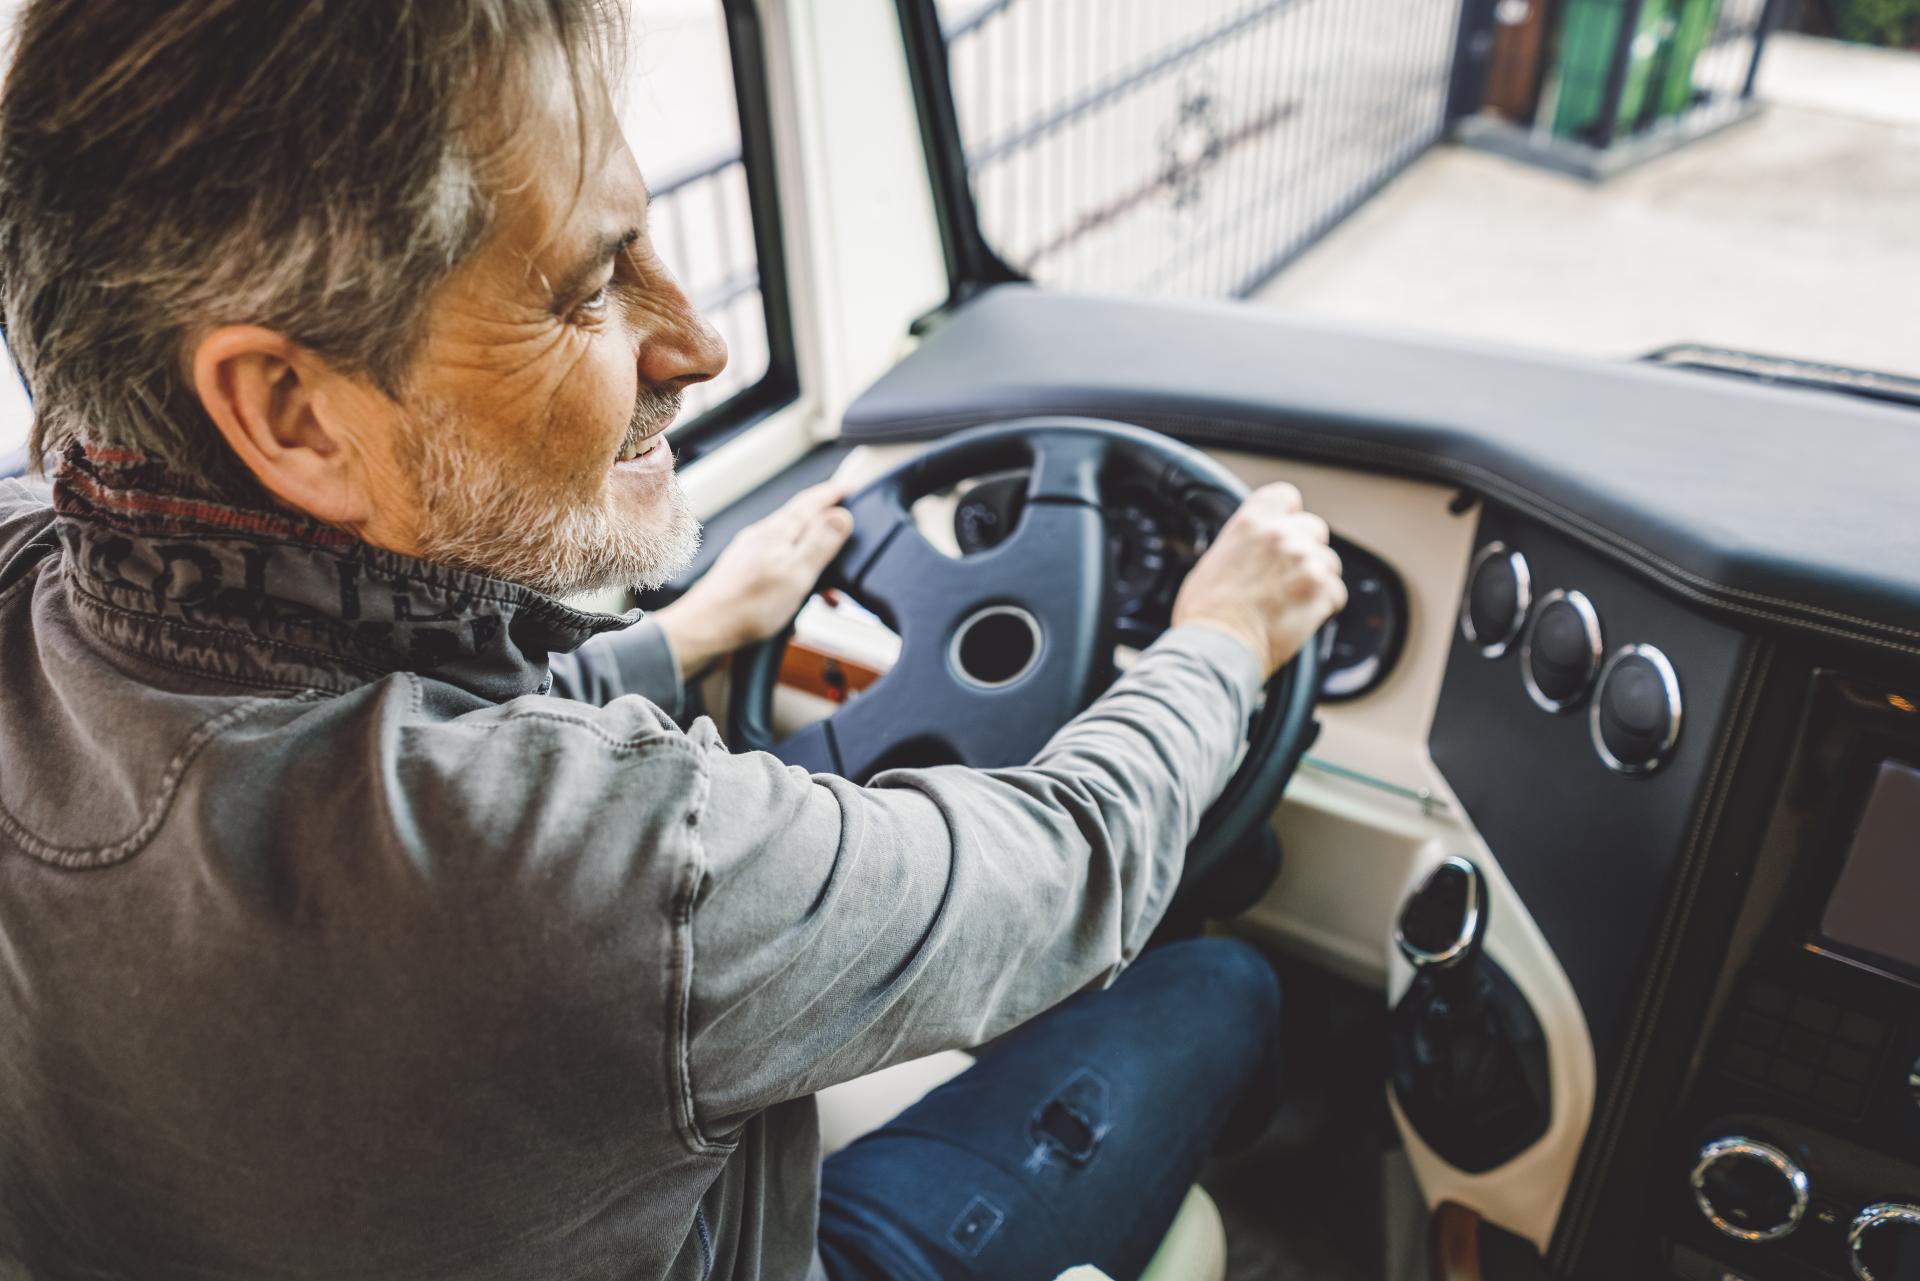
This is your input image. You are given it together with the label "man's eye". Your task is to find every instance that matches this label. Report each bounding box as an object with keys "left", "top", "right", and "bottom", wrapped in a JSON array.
[{"left": 577, "top": 283, "right": 612, "bottom": 319}]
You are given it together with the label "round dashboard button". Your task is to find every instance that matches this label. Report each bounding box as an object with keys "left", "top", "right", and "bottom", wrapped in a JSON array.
[
  {"left": 1592, "top": 643, "right": 1682, "bottom": 774},
  {"left": 1691, "top": 1136, "right": 1809, "bottom": 1243},
  {"left": 1460, "top": 542, "right": 1531, "bottom": 658},
  {"left": 1522, "top": 589, "right": 1603, "bottom": 713},
  {"left": 1848, "top": 1203, "right": 1920, "bottom": 1281}
]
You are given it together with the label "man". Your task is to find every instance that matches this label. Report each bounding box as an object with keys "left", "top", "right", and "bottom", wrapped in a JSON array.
[{"left": 0, "top": 3, "right": 1344, "bottom": 1279}]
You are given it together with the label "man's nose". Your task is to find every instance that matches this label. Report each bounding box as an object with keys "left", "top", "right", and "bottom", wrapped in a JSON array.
[{"left": 639, "top": 278, "right": 728, "bottom": 390}]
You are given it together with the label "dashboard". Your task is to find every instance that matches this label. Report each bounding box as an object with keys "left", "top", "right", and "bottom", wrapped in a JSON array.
[
  {"left": 716, "top": 428, "right": 1920, "bottom": 1280},
  {"left": 794, "top": 444, "right": 1920, "bottom": 1281}
]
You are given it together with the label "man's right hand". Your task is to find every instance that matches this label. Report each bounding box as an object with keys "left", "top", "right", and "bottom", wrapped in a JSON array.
[{"left": 1170, "top": 482, "right": 1348, "bottom": 678}]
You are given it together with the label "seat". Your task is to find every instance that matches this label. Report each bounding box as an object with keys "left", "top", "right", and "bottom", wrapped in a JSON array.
[{"left": 816, "top": 1053, "right": 1227, "bottom": 1281}]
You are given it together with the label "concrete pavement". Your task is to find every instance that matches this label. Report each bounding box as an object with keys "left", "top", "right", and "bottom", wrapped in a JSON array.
[{"left": 1254, "top": 34, "right": 1920, "bottom": 379}]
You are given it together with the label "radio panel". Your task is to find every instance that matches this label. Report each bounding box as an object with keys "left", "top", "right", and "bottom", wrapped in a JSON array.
[{"left": 1666, "top": 673, "right": 1920, "bottom": 1281}]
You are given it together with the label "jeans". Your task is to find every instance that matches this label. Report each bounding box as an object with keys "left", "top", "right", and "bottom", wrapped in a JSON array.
[{"left": 817, "top": 937, "right": 1283, "bottom": 1281}]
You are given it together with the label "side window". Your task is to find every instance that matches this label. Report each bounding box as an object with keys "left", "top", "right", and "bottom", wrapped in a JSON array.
[
  {"left": 621, "top": 3, "right": 789, "bottom": 431},
  {"left": 928, "top": 0, "right": 1462, "bottom": 300}
]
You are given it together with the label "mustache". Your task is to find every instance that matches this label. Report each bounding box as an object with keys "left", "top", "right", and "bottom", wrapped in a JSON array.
[{"left": 619, "top": 388, "right": 684, "bottom": 455}]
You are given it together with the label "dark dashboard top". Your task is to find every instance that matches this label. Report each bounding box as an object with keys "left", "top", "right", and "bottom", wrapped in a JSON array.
[{"left": 842, "top": 287, "right": 1920, "bottom": 663}]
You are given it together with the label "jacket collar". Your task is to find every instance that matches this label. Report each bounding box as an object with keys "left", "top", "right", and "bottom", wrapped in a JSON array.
[{"left": 52, "top": 443, "right": 635, "bottom": 700}]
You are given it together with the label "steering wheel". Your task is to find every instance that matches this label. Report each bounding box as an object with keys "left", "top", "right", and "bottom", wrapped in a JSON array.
[{"left": 727, "top": 418, "right": 1323, "bottom": 893}]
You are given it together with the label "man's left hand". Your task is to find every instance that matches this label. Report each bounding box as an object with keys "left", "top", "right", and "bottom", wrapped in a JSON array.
[{"left": 653, "top": 482, "right": 855, "bottom": 675}]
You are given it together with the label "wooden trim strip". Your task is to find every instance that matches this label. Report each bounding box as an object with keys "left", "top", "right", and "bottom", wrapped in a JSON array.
[{"left": 777, "top": 639, "right": 882, "bottom": 703}]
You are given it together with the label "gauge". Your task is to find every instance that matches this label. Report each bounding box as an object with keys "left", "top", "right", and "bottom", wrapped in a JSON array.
[
  {"left": 1105, "top": 482, "right": 1189, "bottom": 647},
  {"left": 1110, "top": 500, "right": 1170, "bottom": 600},
  {"left": 1320, "top": 537, "right": 1406, "bottom": 701}
]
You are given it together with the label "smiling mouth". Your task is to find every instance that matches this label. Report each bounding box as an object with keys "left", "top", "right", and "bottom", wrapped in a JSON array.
[
  {"left": 615, "top": 431, "right": 666, "bottom": 464},
  {"left": 614, "top": 389, "right": 685, "bottom": 465}
]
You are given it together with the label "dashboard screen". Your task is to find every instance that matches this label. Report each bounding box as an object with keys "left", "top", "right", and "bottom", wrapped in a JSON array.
[{"left": 1819, "top": 759, "right": 1920, "bottom": 977}]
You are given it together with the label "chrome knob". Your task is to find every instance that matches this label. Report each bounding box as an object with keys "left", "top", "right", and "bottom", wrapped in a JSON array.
[
  {"left": 1690, "top": 1136, "right": 1808, "bottom": 1243},
  {"left": 1395, "top": 856, "right": 1486, "bottom": 971},
  {"left": 1848, "top": 1202, "right": 1920, "bottom": 1281}
]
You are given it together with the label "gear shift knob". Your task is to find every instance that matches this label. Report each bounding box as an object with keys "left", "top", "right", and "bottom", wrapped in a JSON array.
[
  {"left": 1395, "top": 856, "right": 1489, "bottom": 972},
  {"left": 1388, "top": 855, "right": 1549, "bottom": 1172}
]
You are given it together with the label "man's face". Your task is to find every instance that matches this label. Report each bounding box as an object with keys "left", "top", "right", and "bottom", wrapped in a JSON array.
[{"left": 386, "top": 59, "right": 727, "bottom": 597}]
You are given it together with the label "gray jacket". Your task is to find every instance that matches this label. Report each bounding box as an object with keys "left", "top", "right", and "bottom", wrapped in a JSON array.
[{"left": 0, "top": 447, "right": 1259, "bottom": 1281}]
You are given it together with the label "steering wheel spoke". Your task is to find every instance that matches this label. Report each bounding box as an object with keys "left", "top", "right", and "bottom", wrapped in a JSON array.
[
  {"left": 832, "top": 517, "right": 949, "bottom": 627},
  {"left": 1023, "top": 429, "right": 1111, "bottom": 506},
  {"left": 828, "top": 486, "right": 916, "bottom": 588}
]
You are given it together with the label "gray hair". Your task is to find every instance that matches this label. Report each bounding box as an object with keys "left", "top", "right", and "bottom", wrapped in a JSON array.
[{"left": 0, "top": 0, "right": 623, "bottom": 493}]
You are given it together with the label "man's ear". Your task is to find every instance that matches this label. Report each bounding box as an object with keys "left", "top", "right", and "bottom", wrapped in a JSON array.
[{"left": 190, "top": 326, "right": 378, "bottom": 527}]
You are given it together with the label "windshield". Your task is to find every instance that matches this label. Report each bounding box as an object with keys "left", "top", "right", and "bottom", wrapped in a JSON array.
[{"left": 925, "top": 0, "right": 1919, "bottom": 383}]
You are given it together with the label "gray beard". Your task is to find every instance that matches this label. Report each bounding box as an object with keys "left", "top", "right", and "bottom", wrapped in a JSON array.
[{"left": 398, "top": 390, "right": 701, "bottom": 598}]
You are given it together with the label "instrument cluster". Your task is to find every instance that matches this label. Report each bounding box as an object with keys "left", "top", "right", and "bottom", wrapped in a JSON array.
[{"left": 951, "top": 472, "right": 1406, "bottom": 701}]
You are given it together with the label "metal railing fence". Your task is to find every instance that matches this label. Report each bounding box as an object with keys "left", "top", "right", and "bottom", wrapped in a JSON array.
[
  {"left": 937, "top": 0, "right": 1466, "bottom": 299},
  {"left": 647, "top": 150, "right": 767, "bottom": 423}
]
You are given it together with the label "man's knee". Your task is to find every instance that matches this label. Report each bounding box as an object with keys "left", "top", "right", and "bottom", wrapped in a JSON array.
[
  {"left": 1142, "top": 936, "right": 1282, "bottom": 1047},
  {"left": 1140, "top": 937, "right": 1283, "bottom": 1149}
]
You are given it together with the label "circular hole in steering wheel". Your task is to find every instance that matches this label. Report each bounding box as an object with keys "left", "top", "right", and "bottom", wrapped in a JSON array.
[{"left": 949, "top": 605, "right": 1043, "bottom": 689}]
